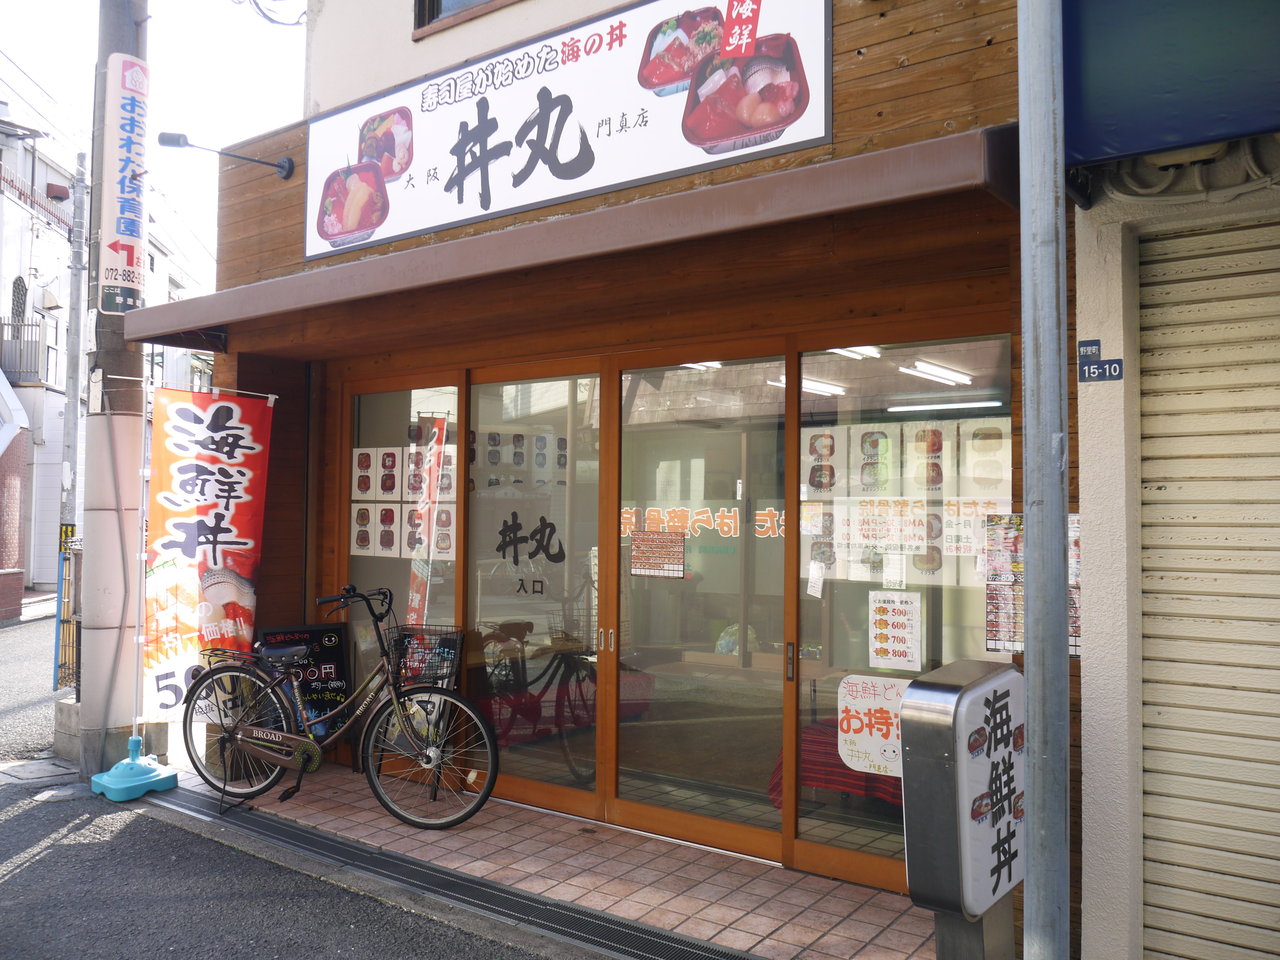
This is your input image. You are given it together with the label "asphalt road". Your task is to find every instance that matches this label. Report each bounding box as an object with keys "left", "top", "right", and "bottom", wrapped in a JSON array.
[{"left": 0, "top": 609, "right": 602, "bottom": 960}]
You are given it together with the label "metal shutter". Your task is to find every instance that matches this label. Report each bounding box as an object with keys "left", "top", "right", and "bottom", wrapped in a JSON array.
[{"left": 1138, "top": 218, "right": 1280, "bottom": 960}]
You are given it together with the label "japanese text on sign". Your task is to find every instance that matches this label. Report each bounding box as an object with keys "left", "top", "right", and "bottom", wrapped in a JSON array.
[
  {"left": 955, "top": 671, "right": 1026, "bottom": 916},
  {"left": 837, "top": 674, "right": 905, "bottom": 777},
  {"left": 98, "top": 54, "right": 149, "bottom": 313},
  {"left": 305, "top": 0, "right": 829, "bottom": 258},
  {"left": 143, "top": 390, "right": 274, "bottom": 722}
]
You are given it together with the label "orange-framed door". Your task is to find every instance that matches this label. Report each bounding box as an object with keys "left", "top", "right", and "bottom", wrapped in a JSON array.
[
  {"left": 598, "top": 341, "right": 792, "bottom": 862},
  {"left": 465, "top": 358, "right": 614, "bottom": 823}
]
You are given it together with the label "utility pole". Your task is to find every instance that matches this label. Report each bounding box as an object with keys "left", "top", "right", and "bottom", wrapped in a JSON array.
[
  {"left": 61, "top": 153, "right": 86, "bottom": 532},
  {"left": 1017, "top": 0, "right": 1072, "bottom": 957},
  {"left": 80, "top": 0, "right": 149, "bottom": 778}
]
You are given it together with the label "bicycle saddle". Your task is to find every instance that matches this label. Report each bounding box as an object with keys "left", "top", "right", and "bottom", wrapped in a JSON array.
[{"left": 497, "top": 621, "right": 535, "bottom": 640}]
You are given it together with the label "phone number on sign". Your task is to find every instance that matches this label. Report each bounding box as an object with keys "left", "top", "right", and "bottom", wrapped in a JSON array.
[{"left": 102, "top": 266, "right": 142, "bottom": 284}]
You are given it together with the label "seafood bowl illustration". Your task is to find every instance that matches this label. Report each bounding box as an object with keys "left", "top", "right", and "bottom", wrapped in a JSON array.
[
  {"left": 682, "top": 34, "right": 810, "bottom": 155},
  {"left": 358, "top": 106, "right": 413, "bottom": 181},
  {"left": 316, "top": 161, "right": 390, "bottom": 248},
  {"left": 637, "top": 8, "right": 725, "bottom": 97}
]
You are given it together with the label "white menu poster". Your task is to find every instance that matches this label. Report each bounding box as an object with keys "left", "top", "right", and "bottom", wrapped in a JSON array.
[
  {"left": 868, "top": 590, "right": 922, "bottom": 672},
  {"left": 374, "top": 447, "right": 402, "bottom": 501},
  {"left": 350, "top": 503, "right": 374, "bottom": 555},
  {"left": 802, "top": 426, "right": 848, "bottom": 501},
  {"left": 352, "top": 447, "right": 376, "bottom": 500},
  {"left": 372, "top": 503, "right": 401, "bottom": 557}
]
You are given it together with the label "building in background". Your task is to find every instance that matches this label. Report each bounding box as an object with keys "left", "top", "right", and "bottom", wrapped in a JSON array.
[
  {"left": 1, "top": 54, "right": 212, "bottom": 601},
  {"left": 0, "top": 88, "right": 78, "bottom": 605}
]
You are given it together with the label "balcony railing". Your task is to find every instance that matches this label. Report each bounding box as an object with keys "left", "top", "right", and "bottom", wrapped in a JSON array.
[
  {"left": 1, "top": 320, "right": 50, "bottom": 385},
  {"left": 0, "top": 163, "right": 73, "bottom": 231}
]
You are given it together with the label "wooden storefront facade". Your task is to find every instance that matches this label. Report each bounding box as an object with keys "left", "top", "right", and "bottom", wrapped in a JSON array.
[{"left": 127, "top": 0, "right": 1080, "bottom": 925}]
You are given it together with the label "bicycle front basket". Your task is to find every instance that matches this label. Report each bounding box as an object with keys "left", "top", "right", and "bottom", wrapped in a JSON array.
[{"left": 391, "top": 625, "right": 464, "bottom": 687}]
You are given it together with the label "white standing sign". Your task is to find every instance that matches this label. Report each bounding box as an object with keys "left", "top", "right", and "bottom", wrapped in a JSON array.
[{"left": 954, "top": 668, "right": 1026, "bottom": 918}]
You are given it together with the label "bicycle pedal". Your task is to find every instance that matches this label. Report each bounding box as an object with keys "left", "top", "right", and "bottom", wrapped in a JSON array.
[{"left": 278, "top": 786, "right": 299, "bottom": 802}]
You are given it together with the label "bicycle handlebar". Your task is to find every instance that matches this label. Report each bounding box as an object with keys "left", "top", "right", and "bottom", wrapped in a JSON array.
[{"left": 316, "top": 585, "right": 393, "bottom": 622}]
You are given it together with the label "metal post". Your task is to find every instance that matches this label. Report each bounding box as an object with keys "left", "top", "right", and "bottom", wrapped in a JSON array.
[
  {"left": 1017, "top": 0, "right": 1072, "bottom": 958},
  {"left": 61, "top": 155, "right": 87, "bottom": 531}
]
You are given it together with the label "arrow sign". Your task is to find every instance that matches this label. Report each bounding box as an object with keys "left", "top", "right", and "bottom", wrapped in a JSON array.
[{"left": 106, "top": 239, "right": 138, "bottom": 267}]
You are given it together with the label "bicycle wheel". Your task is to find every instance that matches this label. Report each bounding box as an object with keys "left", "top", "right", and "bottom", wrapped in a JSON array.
[
  {"left": 182, "top": 664, "right": 294, "bottom": 799},
  {"left": 362, "top": 685, "right": 498, "bottom": 829},
  {"left": 556, "top": 657, "right": 597, "bottom": 785}
]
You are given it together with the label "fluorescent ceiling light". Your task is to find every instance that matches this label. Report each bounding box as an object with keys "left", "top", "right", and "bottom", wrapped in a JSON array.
[
  {"left": 829, "top": 346, "right": 882, "bottom": 360},
  {"left": 886, "top": 400, "right": 1004, "bottom": 412},
  {"left": 913, "top": 360, "right": 973, "bottom": 385},
  {"left": 898, "top": 365, "right": 958, "bottom": 386},
  {"left": 767, "top": 377, "right": 846, "bottom": 397}
]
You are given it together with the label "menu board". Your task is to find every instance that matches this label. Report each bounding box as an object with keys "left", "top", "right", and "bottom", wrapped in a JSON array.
[
  {"left": 351, "top": 437, "right": 457, "bottom": 561},
  {"left": 255, "top": 623, "right": 350, "bottom": 735},
  {"left": 985, "top": 513, "right": 1082, "bottom": 655},
  {"left": 868, "top": 590, "right": 922, "bottom": 671},
  {"left": 801, "top": 426, "right": 848, "bottom": 501},
  {"left": 630, "top": 529, "right": 686, "bottom": 579}
]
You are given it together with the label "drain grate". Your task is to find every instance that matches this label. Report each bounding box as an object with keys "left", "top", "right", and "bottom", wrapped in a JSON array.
[{"left": 148, "top": 787, "right": 757, "bottom": 960}]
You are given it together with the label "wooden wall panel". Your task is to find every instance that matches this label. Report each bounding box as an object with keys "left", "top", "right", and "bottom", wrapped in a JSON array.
[
  {"left": 222, "top": 191, "right": 1017, "bottom": 364},
  {"left": 216, "top": 0, "right": 1018, "bottom": 290},
  {"left": 212, "top": 352, "right": 310, "bottom": 626}
]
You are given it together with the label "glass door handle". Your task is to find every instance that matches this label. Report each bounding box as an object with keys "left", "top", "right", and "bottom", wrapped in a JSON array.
[{"left": 608, "top": 629, "right": 615, "bottom": 652}]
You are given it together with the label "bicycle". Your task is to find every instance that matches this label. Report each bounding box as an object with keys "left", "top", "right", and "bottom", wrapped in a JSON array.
[
  {"left": 180, "top": 584, "right": 498, "bottom": 829},
  {"left": 481, "top": 617, "right": 597, "bottom": 785}
]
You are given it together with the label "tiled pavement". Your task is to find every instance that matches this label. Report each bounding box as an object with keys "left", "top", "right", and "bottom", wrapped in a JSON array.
[{"left": 172, "top": 762, "right": 936, "bottom": 960}]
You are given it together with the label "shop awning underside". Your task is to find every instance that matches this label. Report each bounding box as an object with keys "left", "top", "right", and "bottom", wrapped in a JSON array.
[{"left": 126, "top": 125, "right": 1017, "bottom": 355}]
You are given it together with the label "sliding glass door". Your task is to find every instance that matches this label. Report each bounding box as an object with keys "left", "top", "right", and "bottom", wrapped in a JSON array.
[{"left": 616, "top": 356, "right": 786, "bottom": 830}]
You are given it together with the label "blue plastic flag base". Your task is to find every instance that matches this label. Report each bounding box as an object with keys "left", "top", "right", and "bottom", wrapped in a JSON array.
[{"left": 91, "top": 736, "right": 179, "bottom": 802}]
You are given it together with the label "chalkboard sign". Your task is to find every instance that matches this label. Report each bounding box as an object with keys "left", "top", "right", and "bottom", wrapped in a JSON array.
[{"left": 255, "top": 623, "right": 350, "bottom": 736}]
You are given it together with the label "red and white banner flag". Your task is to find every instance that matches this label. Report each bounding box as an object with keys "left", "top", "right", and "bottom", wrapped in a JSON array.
[
  {"left": 405, "top": 415, "right": 448, "bottom": 625},
  {"left": 142, "top": 389, "right": 274, "bottom": 721}
]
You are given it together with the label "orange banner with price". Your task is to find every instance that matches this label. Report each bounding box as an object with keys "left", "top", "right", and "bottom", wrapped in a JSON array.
[{"left": 142, "top": 388, "right": 274, "bottom": 721}]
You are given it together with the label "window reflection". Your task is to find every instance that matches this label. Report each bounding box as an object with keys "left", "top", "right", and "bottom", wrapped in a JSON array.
[
  {"left": 468, "top": 375, "right": 600, "bottom": 790},
  {"left": 619, "top": 357, "right": 785, "bottom": 828},
  {"left": 349, "top": 387, "right": 460, "bottom": 679},
  {"left": 796, "top": 337, "right": 1012, "bottom": 858}
]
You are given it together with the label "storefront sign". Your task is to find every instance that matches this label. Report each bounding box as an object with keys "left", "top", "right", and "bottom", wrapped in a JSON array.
[
  {"left": 98, "top": 53, "right": 149, "bottom": 313},
  {"left": 621, "top": 504, "right": 784, "bottom": 538},
  {"left": 837, "top": 674, "right": 906, "bottom": 778},
  {"left": 143, "top": 389, "right": 275, "bottom": 720},
  {"left": 305, "top": 0, "right": 830, "bottom": 258},
  {"left": 954, "top": 669, "right": 1025, "bottom": 918},
  {"left": 868, "top": 590, "right": 922, "bottom": 671}
]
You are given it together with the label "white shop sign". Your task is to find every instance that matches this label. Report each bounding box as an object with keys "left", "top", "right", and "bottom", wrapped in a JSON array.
[{"left": 305, "top": 0, "right": 830, "bottom": 258}]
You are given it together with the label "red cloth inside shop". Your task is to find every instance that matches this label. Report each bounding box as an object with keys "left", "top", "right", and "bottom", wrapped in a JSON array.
[
  {"left": 768, "top": 718, "right": 903, "bottom": 808},
  {"left": 480, "top": 668, "right": 653, "bottom": 749}
]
